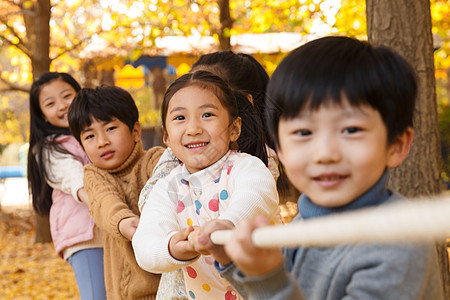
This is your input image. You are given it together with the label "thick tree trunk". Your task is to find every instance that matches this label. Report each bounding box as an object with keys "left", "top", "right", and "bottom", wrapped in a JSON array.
[
  {"left": 217, "top": 0, "right": 232, "bottom": 51},
  {"left": 366, "top": 0, "right": 448, "bottom": 296},
  {"left": 34, "top": 213, "right": 52, "bottom": 243},
  {"left": 23, "top": 0, "right": 53, "bottom": 243},
  {"left": 32, "top": 0, "right": 52, "bottom": 78}
]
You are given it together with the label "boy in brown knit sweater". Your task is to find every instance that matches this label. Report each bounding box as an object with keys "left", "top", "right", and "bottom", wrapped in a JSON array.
[{"left": 68, "top": 86, "right": 168, "bottom": 299}]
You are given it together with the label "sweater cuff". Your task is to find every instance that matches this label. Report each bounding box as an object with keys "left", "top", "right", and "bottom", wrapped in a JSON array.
[{"left": 110, "top": 209, "right": 138, "bottom": 241}]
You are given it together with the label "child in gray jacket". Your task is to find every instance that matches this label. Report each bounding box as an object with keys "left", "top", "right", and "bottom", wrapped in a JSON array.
[{"left": 193, "top": 36, "right": 444, "bottom": 300}]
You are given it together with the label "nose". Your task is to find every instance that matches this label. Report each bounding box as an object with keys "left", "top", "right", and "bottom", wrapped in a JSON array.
[
  {"left": 97, "top": 132, "right": 110, "bottom": 148},
  {"left": 186, "top": 119, "right": 203, "bottom": 136},
  {"left": 312, "top": 132, "right": 341, "bottom": 164},
  {"left": 57, "top": 98, "right": 70, "bottom": 111}
]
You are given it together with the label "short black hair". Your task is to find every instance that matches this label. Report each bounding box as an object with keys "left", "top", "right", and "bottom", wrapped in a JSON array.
[
  {"left": 266, "top": 36, "right": 417, "bottom": 147},
  {"left": 68, "top": 85, "right": 139, "bottom": 143}
]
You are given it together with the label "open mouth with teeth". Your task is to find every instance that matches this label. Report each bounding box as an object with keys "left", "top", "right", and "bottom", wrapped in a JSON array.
[{"left": 185, "top": 142, "right": 209, "bottom": 149}]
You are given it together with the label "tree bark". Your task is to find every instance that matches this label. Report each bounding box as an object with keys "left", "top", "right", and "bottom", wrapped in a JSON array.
[
  {"left": 32, "top": 0, "right": 52, "bottom": 78},
  {"left": 217, "top": 0, "right": 232, "bottom": 51},
  {"left": 34, "top": 213, "right": 52, "bottom": 243},
  {"left": 366, "top": 0, "right": 448, "bottom": 296},
  {"left": 22, "top": 0, "right": 53, "bottom": 243}
]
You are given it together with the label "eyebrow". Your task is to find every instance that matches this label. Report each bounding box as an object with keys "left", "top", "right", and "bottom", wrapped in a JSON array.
[
  {"left": 169, "top": 103, "right": 219, "bottom": 114},
  {"left": 81, "top": 126, "right": 93, "bottom": 134}
]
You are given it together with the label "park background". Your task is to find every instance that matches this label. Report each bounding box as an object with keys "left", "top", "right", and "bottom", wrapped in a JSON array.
[{"left": 0, "top": 0, "right": 449, "bottom": 298}]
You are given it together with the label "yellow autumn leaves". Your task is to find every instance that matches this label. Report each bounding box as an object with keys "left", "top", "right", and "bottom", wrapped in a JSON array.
[{"left": 0, "top": 209, "right": 79, "bottom": 299}]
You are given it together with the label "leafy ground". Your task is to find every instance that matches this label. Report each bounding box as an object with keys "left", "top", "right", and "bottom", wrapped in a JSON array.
[
  {"left": 0, "top": 202, "right": 297, "bottom": 299},
  {"left": 0, "top": 208, "right": 79, "bottom": 299}
]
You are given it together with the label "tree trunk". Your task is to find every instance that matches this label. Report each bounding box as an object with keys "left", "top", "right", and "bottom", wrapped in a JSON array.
[
  {"left": 32, "top": 0, "right": 52, "bottom": 78},
  {"left": 34, "top": 213, "right": 52, "bottom": 243},
  {"left": 23, "top": 0, "right": 53, "bottom": 243},
  {"left": 366, "top": 0, "right": 448, "bottom": 296},
  {"left": 217, "top": 0, "right": 232, "bottom": 51}
]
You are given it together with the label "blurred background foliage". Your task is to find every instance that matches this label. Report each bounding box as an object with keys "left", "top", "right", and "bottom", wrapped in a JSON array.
[{"left": 0, "top": 0, "right": 448, "bottom": 176}]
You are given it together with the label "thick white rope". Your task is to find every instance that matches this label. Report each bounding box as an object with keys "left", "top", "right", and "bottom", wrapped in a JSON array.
[{"left": 210, "top": 194, "right": 450, "bottom": 248}]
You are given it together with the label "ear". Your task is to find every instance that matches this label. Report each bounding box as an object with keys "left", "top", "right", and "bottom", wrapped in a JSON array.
[
  {"left": 246, "top": 94, "right": 254, "bottom": 105},
  {"left": 229, "top": 117, "right": 242, "bottom": 143},
  {"left": 162, "top": 128, "right": 170, "bottom": 147},
  {"left": 386, "top": 127, "right": 414, "bottom": 168},
  {"left": 132, "top": 122, "right": 142, "bottom": 143},
  {"left": 276, "top": 146, "right": 285, "bottom": 166}
]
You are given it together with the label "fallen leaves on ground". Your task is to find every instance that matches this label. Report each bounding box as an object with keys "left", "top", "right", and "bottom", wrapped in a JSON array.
[
  {"left": 0, "top": 208, "right": 79, "bottom": 299},
  {"left": 0, "top": 202, "right": 300, "bottom": 300},
  {"left": 279, "top": 201, "right": 298, "bottom": 223}
]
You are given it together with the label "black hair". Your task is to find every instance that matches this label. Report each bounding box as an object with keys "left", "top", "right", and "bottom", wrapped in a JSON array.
[
  {"left": 68, "top": 85, "right": 139, "bottom": 144},
  {"left": 191, "top": 51, "right": 273, "bottom": 148},
  {"left": 27, "top": 72, "right": 81, "bottom": 215},
  {"left": 266, "top": 36, "right": 417, "bottom": 148},
  {"left": 161, "top": 70, "right": 268, "bottom": 165}
]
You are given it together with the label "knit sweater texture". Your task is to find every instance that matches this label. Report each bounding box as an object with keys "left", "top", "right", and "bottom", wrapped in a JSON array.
[
  {"left": 220, "top": 173, "right": 444, "bottom": 300},
  {"left": 84, "top": 141, "right": 164, "bottom": 300}
]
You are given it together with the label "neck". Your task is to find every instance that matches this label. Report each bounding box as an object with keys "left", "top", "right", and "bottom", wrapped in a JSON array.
[{"left": 299, "top": 171, "right": 390, "bottom": 219}]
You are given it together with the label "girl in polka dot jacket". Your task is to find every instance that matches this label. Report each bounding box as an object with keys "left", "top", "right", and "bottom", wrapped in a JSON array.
[{"left": 132, "top": 70, "right": 280, "bottom": 300}]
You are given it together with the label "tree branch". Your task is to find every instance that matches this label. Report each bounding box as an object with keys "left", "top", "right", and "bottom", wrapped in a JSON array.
[
  {"left": 0, "top": 16, "right": 32, "bottom": 58},
  {"left": 0, "top": 35, "right": 33, "bottom": 59},
  {"left": 51, "top": 36, "right": 93, "bottom": 60},
  {"left": 0, "top": 73, "right": 30, "bottom": 93}
]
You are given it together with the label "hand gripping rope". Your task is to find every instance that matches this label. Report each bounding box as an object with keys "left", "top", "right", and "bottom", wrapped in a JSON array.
[{"left": 211, "top": 195, "right": 450, "bottom": 248}]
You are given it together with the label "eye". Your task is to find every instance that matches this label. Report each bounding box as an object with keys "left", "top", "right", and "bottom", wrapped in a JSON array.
[
  {"left": 174, "top": 115, "right": 185, "bottom": 121},
  {"left": 294, "top": 129, "right": 312, "bottom": 136},
  {"left": 343, "top": 127, "right": 361, "bottom": 134},
  {"left": 45, "top": 102, "right": 54, "bottom": 108},
  {"left": 202, "top": 112, "right": 214, "bottom": 118},
  {"left": 83, "top": 134, "right": 94, "bottom": 140},
  {"left": 106, "top": 126, "right": 117, "bottom": 132},
  {"left": 63, "top": 93, "right": 74, "bottom": 100}
]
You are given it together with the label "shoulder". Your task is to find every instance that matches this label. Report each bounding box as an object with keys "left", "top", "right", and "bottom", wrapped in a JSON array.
[
  {"left": 228, "top": 152, "right": 270, "bottom": 174},
  {"left": 143, "top": 146, "right": 165, "bottom": 164},
  {"left": 140, "top": 146, "right": 165, "bottom": 174},
  {"left": 84, "top": 164, "right": 113, "bottom": 182}
]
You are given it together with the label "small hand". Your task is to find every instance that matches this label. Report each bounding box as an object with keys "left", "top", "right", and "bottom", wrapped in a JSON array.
[
  {"left": 225, "top": 216, "right": 283, "bottom": 277},
  {"left": 190, "top": 219, "right": 235, "bottom": 266},
  {"left": 119, "top": 216, "right": 139, "bottom": 241},
  {"left": 169, "top": 226, "right": 200, "bottom": 261}
]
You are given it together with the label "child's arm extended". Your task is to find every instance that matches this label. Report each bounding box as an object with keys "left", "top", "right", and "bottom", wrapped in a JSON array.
[
  {"left": 84, "top": 166, "right": 138, "bottom": 241},
  {"left": 44, "top": 148, "right": 88, "bottom": 205},
  {"left": 220, "top": 217, "right": 304, "bottom": 300},
  {"left": 132, "top": 178, "right": 199, "bottom": 273}
]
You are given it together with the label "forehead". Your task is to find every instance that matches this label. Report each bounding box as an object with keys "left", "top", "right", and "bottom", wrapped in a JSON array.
[
  {"left": 168, "top": 85, "right": 224, "bottom": 110},
  {"left": 39, "top": 79, "right": 74, "bottom": 98},
  {"left": 82, "top": 117, "right": 117, "bottom": 131}
]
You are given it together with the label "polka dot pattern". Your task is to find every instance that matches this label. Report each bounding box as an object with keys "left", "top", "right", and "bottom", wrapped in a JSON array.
[
  {"left": 220, "top": 190, "right": 228, "bottom": 200},
  {"left": 177, "top": 201, "right": 185, "bottom": 213},
  {"left": 186, "top": 266, "right": 197, "bottom": 279},
  {"left": 208, "top": 194, "right": 219, "bottom": 212}
]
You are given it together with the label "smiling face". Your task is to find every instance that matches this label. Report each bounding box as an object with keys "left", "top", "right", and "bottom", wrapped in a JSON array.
[
  {"left": 164, "top": 85, "right": 241, "bottom": 174},
  {"left": 277, "top": 97, "right": 411, "bottom": 208},
  {"left": 39, "top": 79, "right": 77, "bottom": 128},
  {"left": 80, "top": 117, "right": 141, "bottom": 170}
]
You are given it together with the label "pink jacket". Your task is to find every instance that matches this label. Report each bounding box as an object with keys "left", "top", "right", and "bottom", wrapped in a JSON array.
[{"left": 49, "top": 135, "right": 95, "bottom": 257}]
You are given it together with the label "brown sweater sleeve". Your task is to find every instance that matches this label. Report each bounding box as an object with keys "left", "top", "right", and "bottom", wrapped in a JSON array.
[{"left": 84, "top": 165, "right": 136, "bottom": 241}]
